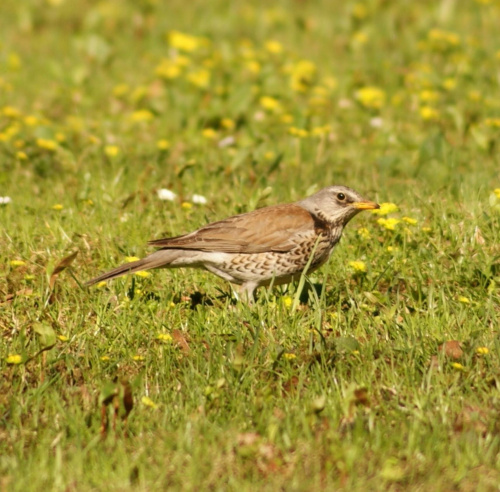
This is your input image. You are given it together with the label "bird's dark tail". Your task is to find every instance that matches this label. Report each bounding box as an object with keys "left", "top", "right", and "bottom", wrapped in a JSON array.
[{"left": 86, "top": 250, "right": 178, "bottom": 286}]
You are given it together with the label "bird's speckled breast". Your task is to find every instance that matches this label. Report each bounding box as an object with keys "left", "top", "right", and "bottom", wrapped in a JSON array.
[{"left": 215, "top": 226, "right": 343, "bottom": 286}]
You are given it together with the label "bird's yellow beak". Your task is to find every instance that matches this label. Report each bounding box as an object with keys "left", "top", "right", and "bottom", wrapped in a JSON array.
[{"left": 352, "top": 201, "right": 380, "bottom": 210}]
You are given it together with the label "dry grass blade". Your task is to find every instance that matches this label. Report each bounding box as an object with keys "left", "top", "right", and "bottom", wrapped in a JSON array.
[{"left": 49, "top": 250, "right": 78, "bottom": 289}]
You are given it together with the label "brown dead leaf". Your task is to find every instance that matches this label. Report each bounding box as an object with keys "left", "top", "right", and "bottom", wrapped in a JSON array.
[
  {"left": 172, "top": 329, "right": 190, "bottom": 353},
  {"left": 282, "top": 376, "right": 299, "bottom": 395},
  {"left": 100, "top": 378, "right": 134, "bottom": 439},
  {"left": 453, "top": 405, "right": 488, "bottom": 436},
  {"left": 49, "top": 250, "right": 78, "bottom": 289},
  {"left": 1, "top": 288, "right": 33, "bottom": 304},
  {"left": 354, "top": 388, "right": 370, "bottom": 407},
  {"left": 439, "top": 340, "right": 463, "bottom": 360}
]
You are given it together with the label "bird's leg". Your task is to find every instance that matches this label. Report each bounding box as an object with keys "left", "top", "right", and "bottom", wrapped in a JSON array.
[{"left": 234, "top": 283, "right": 257, "bottom": 304}]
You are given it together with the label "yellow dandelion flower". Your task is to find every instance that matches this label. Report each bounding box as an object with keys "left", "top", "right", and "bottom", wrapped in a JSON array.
[
  {"left": 402, "top": 217, "right": 418, "bottom": 225},
  {"left": 157, "top": 139, "right": 170, "bottom": 150},
  {"left": 6, "top": 354, "right": 23, "bottom": 365},
  {"left": 288, "top": 127, "right": 309, "bottom": 138},
  {"left": 4, "top": 124, "right": 20, "bottom": 138},
  {"left": 494, "top": 188, "right": 500, "bottom": 199},
  {"left": 476, "top": 347, "right": 489, "bottom": 355},
  {"left": 16, "top": 151, "right": 27, "bottom": 160},
  {"left": 260, "top": 96, "right": 281, "bottom": 112},
  {"left": 97, "top": 281, "right": 107, "bottom": 289},
  {"left": 132, "top": 355, "right": 145, "bottom": 361},
  {"left": 349, "top": 260, "right": 367, "bottom": 272},
  {"left": 419, "top": 90, "right": 439, "bottom": 103},
  {"left": 134, "top": 271, "right": 151, "bottom": 278},
  {"left": 125, "top": 256, "right": 140, "bottom": 263},
  {"left": 168, "top": 31, "right": 201, "bottom": 52},
  {"left": 264, "top": 151, "right": 276, "bottom": 160},
  {"left": 155, "top": 59, "right": 182, "bottom": 79},
  {"left": 458, "top": 296, "right": 470, "bottom": 304},
  {"left": 451, "top": 362, "right": 465, "bottom": 371},
  {"left": 281, "top": 296, "right": 293, "bottom": 308},
  {"left": 55, "top": 132, "right": 65, "bottom": 142},
  {"left": 100, "top": 355, "right": 110, "bottom": 361},
  {"left": 245, "top": 60, "right": 261, "bottom": 74},
  {"left": 3, "top": 106, "right": 21, "bottom": 118},
  {"left": 419, "top": 106, "right": 440, "bottom": 121},
  {"left": 10, "top": 260, "right": 26, "bottom": 267},
  {"left": 52, "top": 204, "right": 64, "bottom": 211},
  {"left": 442, "top": 78, "right": 457, "bottom": 91},
  {"left": 371, "top": 202, "right": 399, "bottom": 216},
  {"left": 130, "top": 109, "right": 154, "bottom": 123},
  {"left": 181, "top": 202, "right": 193, "bottom": 210},
  {"left": 311, "top": 125, "right": 331, "bottom": 136},
  {"left": 427, "top": 29, "right": 460, "bottom": 50},
  {"left": 264, "top": 40, "right": 283, "bottom": 54},
  {"left": 283, "top": 353, "right": 296, "bottom": 360},
  {"left": 141, "top": 396, "right": 158, "bottom": 408},
  {"left": 36, "top": 138, "right": 58, "bottom": 151},
  {"left": 156, "top": 333, "right": 173, "bottom": 342},
  {"left": 377, "top": 218, "right": 400, "bottom": 231},
  {"left": 187, "top": 69, "right": 211, "bottom": 88},
  {"left": 485, "top": 118, "right": 500, "bottom": 128},
  {"left": 356, "top": 86, "right": 386, "bottom": 109},
  {"left": 221, "top": 118, "right": 235, "bottom": 130},
  {"left": 104, "top": 145, "right": 119, "bottom": 157},
  {"left": 357, "top": 227, "right": 371, "bottom": 239},
  {"left": 202, "top": 128, "right": 218, "bottom": 139},
  {"left": 57, "top": 335, "right": 69, "bottom": 342},
  {"left": 352, "top": 31, "right": 368, "bottom": 45},
  {"left": 422, "top": 226, "right": 432, "bottom": 233},
  {"left": 290, "top": 59, "right": 317, "bottom": 92}
]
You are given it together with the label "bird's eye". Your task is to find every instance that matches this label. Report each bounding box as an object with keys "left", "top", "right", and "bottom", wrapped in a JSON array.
[{"left": 337, "top": 192, "right": 346, "bottom": 201}]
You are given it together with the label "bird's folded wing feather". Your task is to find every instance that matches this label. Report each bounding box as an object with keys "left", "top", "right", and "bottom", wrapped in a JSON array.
[{"left": 148, "top": 204, "right": 316, "bottom": 253}]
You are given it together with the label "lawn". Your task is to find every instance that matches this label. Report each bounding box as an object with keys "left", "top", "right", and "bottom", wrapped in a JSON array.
[{"left": 1, "top": 0, "right": 500, "bottom": 490}]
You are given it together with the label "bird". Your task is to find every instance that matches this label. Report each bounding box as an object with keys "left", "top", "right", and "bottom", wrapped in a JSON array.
[{"left": 86, "top": 185, "right": 379, "bottom": 301}]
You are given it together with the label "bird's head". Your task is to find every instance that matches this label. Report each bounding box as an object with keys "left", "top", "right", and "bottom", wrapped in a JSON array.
[{"left": 298, "top": 185, "right": 380, "bottom": 226}]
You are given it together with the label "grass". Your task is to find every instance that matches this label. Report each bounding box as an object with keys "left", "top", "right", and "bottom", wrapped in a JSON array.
[{"left": 1, "top": 0, "right": 500, "bottom": 490}]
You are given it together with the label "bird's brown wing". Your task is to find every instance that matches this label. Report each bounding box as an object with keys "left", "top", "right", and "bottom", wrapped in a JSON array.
[{"left": 148, "top": 204, "right": 316, "bottom": 254}]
